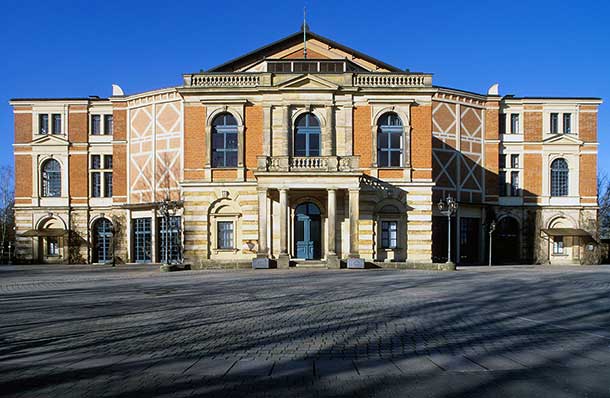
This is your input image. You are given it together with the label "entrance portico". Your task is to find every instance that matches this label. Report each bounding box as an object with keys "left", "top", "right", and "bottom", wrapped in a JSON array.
[{"left": 255, "top": 172, "right": 361, "bottom": 268}]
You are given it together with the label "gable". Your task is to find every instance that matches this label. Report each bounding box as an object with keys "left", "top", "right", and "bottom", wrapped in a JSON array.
[
  {"left": 275, "top": 74, "right": 339, "bottom": 90},
  {"left": 208, "top": 31, "right": 402, "bottom": 73},
  {"left": 31, "top": 134, "right": 69, "bottom": 146}
]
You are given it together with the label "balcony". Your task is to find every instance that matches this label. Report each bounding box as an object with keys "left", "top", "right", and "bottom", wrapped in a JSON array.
[{"left": 256, "top": 156, "right": 360, "bottom": 173}]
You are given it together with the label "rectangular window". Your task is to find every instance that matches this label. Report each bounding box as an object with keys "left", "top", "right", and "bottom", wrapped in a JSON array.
[
  {"left": 91, "top": 155, "right": 101, "bottom": 169},
  {"left": 39, "top": 114, "right": 49, "bottom": 134},
  {"left": 381, "top": 221, "right": 398, "bottom": 249},
  {"left": 510, "top": 171, "right": 519, "bottom": 196},
  {"left": 104, "top": 155, "right": 113, "bottom": 169},
  {"left": 499, "top": 154, "right": 506, "bottom": 169},
  {"left": 511, "top": 154, "right": 519, "bottom": 168},
  {"left": 47, "top": 237, "right": 60, "bottom": 256},
  {"left": 293, "top": 62, "right": 318, "bottom": 73},
  {"left": 563, "top": 113, "right": 571, "bottom": 134},
  {"left": 510, "top": 114, "right": 520, "bottom": 134},
  {"left": 499, "top": 171, "right": 507, "bottom": 196},
  {"left": 133, "top": 218, "right": 152, "bottom": 262},
  {"left": 52, "top": 114, "right": 61, "bottom": 134},
  {"left": 91, "top": 115, "right": 101, "bottom": 135},
  {"left": 217, "top": 221, "right": 234, "bottom": 249},
  {"left": 104, "top": 172, "right": 113, "bottom": 197},
  {"left": 550, "top": 113, "right": 559, "bottom": 134},
  {"left": 104, "top": 115, "right": 113, "bottom": 135},
  {"left": 159, "top": 216, "right": 182, "bottom": 263},
  {"left": 499, "top": 113, "right": 506, "bottom": 134},
  {"left": 319, "top": 62, "right": 343, "bottom": 73},
  {"left": 91, "top": 172, "right": 102, "bottom": 197},
  {"left": 553, "top": 236, "right": 564, "bottom": 254},
  {"left": 268, "top": 62, "right": 291, "bottom": 73}
]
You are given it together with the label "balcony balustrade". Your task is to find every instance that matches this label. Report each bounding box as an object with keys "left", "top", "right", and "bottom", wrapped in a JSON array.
[{"left": 257, "top": 156, "right": 360, "bottom": 173}]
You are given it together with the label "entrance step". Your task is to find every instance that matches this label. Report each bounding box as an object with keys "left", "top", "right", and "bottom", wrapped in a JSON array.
[{"left": 293, "top": 260, "right": 327, "bottom": 268}]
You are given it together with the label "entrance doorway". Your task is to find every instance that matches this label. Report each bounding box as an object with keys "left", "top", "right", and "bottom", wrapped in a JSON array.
[{"left": 294, "top": 202, "right": 321, "bottom": 260}]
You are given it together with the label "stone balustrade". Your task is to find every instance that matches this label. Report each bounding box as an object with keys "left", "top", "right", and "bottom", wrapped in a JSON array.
[
  {"left": 183, "top": 73, "right": 270, "bottom": 88},
  {"left": 353, "top": 73, "right": 432, "bottom": 88},
  {"left": 257, "top": 156, "right": 360, "bottom": 172}
]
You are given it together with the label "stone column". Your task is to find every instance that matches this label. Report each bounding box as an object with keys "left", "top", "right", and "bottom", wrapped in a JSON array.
[
  {"left": 282, "top": 106, "right": 290, "bottom": 157},
  {"left": 322, "top": 105, "right": 334, "bottom": 156},
  {"left": 327, "top": 188, "right": 339, "bottom": 268},
  {"left": 253, "top": 188, "right": 270, "bottom": 269},
  {"left": 278, "top": 188, "right": 290, "bottom": 268},
  {"left": 348, "top": 188, "right": 364, "bottom": 268}
]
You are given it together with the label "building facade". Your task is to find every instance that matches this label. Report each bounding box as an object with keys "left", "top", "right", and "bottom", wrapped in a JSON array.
[{"left": 10, "top": 31, "right": 602, "bottom": 266}]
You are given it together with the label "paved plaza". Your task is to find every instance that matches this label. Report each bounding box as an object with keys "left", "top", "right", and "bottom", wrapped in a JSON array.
[{"left": 1, "top": 264, "right": 610, "bottom": 397}]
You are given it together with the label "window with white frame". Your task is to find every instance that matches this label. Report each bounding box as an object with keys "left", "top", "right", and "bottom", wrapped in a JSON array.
[
  {"left": 499, "top": 153, "right": 520, "bottom": 197},
  {"left": 510, "top": 114, "right": 520, "bottom": 134},
  {"left": 377, "top": 112, "right": 404, "bottom": 167},
  {"left": 550, "top": 158, "right": 569, "bottom": 197},
  {"left": 217, "top": 221, "right": 234, "bottom": 249},
  {"left": 563, "top": 113, "right": 572, "bottom": 134},
  {"left": 381, "top": 221, "right": 398, "bottom": 249},
  {"left": 550, "top": 113, "right": 559, "bottom": 134},
  {"left": 91, "top": 114, "right": 113, "bottom": 135},
  {"left": 41, "top": 159, "right": 61, "bottom": 197},
  {"left": 39, "top": 114, "right": 49, "bottom": 134},
  {"left": 553, "top": 236, "right": 564, "bottom": 254},
  {"left": 90, "top": 155, "right": 113, "bottom": 198},
  {"left": 52, "top": 114, "right": 62, "bottom": 134}
]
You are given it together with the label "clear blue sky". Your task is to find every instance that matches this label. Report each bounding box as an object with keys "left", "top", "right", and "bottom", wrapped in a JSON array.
[{"left": 1, "top": 0, "right": 608, "bottom": 171}]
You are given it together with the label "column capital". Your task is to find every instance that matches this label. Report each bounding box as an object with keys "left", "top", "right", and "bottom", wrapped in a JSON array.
[{"left": 348, "top": 187, "right": 361, "bottom": 193}]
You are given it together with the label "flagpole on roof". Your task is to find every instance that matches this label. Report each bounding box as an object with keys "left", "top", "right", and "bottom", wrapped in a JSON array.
[{"left": 303, "top": 6, "right": 307, "bottom": 59}]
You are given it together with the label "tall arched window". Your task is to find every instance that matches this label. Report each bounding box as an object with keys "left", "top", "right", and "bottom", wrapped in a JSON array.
[
  {"left": 93, "top": 218, "right": 113, "bottom": 263},
  {"left": 551, "top": 158, "right": 569, "bottom": 197},
  {"left": 41, "top": 159, "right": 61, "bottom": 197},
  {"left": 211, "top": 113, "right": 238, "bottom": 168},
  {"left": 294, "top": 113, "right": 320, "bottom": 157},
  {"left": 377, "top": 112, "right": 404, "bottom": 167}
]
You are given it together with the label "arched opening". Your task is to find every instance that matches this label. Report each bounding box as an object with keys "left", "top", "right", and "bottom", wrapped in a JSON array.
[
  {"left": 493, "top": 216, "right": 520, "bottom": 264},
  {"left": 294, "top": 202, "right": 322, "bottom": 260},
  {"left": 36, "top": 217, "right": 67, "bottom": 263},
  {"left": 294, "top": 113, "right": 321, "bottom": 157},
  {"left": 551, "top": 158, "right": 569, "bottom": 197},
  {"left": 41, "top": 159, "right": 61, "bottom": 197},
  {"left": 93, "top": 218, "right": 113, "bottom": 263},
  {"left": 211, "top": 112, "right": 238, "bottom": 168},
  {"left": 377, "top": 112, "right": 404, "bottom": 167}
]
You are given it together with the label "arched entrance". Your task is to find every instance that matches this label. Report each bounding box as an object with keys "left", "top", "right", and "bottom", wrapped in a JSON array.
[
  {"left": 93, "top": 218, "right": 113, "bottom": 263},
  {"left": 294, "top": 202, "right": 321, "bottom": 260},
  {"left": 493, "top": 216, "right": 520, "bottom": 264}
]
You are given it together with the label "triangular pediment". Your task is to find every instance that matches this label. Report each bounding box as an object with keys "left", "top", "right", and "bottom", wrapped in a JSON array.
[
  {"left": 207, "top": 31, "right": 402, "bottom": 73},
  {"left": 31, "top": 134, "right": 69, "bottom": 146},
  {"left": 276, "top": 74, "right": 340, "bottom": 90},
  {"left": 543, "top": 134, "right": 583, "bottom": 145}
]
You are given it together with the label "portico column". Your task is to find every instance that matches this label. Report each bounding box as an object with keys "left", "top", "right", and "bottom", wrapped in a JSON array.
[
  {"left": 347, "top": 188, "right": 364, "bottom": 268},
  {"left": 257, "top": 188, "right": 268, "bottom": 256},
  {"left": 278, "top": 188, "right": 290, "bottom": 268},
  {"left": 327, "top": 188, "right": 339, "bottom": 268}
]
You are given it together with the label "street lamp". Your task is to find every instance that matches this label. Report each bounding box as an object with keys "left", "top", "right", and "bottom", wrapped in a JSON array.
[
  {"left": 438, "top": 195, "right": 458, "bottom": 265},
  {"left": 488, "top": 220, "right": 496, "bottom": 267}
]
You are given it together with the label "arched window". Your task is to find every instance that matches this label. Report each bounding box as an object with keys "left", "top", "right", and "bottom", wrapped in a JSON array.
[
  {"left": 211, "top": 113, "right": 238, "bottom": 168},
  {"left": 93, "top": 218, "right": 113, "bottom": 263},
  {"left": 41, "top": 159, "right": 61, "bottom": 197},
  {"left": 377, "top": 112, "right": 403, "bottom": 167},
  {"left": 551, "top": 158, "right": 569, "bottom": 197},
  {"left": 294, "top": 113, "right": 321, "bottom": 157}
]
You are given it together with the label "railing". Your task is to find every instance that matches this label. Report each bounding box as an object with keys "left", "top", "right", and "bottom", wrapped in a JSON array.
[
  {"left": 257, "top": 156, "right": 360, "bottom": 172},
  {"left": 183, "top": 73, "right": 269, "bottom": 88},
  {"left": 353, "top": 73, "right": 432, "bottom": 88}
]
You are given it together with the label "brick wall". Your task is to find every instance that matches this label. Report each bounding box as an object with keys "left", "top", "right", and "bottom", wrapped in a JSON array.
[
  {"left": 524, "top": 105, "right": 542, "bottom": 142},
  {"left": 579, "top": 106, "right": 598, "bottom": 142},
  {"left": 184, "top": 104, "right": 206, "bottom": 180},
  {"left": 112, "top": 103, "right": 127, "bottom": 141},
  {"left": 523, "top": 152, "right": 542, "bottom": 201},
  {"left": 580, "top": 153, "right": 597, "bottom": 201},
  {"left": 113, "top": 144, "right": 127, "bottom": 202},
  {"left": 411, "top": 105, "right": 432, "bottom": 180},
  {"left": 68, "top": 105, "right": 88, "bottom": 143},
  {"left": 244, "top": 105, "right": 263, "bottom": 180},
  {"left": 14, "top": 107, "right": 32, "bottom": 144},
  {"left": 69, "top": 154, "right": 88, "bottom": 199},
  {"left": 353, "top": 106, "right": 372, "bottom": 169},
  {"left": 14, "top": 154, "right": 32, "bottom": 202},
  {"left": 484, "top": 100, "right": 500, "bottom": 200}
]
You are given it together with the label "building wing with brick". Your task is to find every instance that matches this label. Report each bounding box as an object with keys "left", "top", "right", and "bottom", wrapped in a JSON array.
[{"left": 10, "top": 30, "right": 602, "bottom": 266}]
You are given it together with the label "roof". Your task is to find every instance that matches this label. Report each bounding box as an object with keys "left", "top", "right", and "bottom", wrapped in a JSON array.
[
  {"left": 9, "top": 97, "right": 108, "bottom": 103},
  {"left": 206, "top": 30, "right": 403, "bottom": 73}
]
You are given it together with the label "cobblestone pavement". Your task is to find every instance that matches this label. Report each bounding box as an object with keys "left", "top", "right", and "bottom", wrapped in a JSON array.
[{"left": 1, "top": 264, "right": 610, "bottom": 397}]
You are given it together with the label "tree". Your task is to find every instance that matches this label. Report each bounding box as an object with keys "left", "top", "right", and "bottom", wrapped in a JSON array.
[
  {"left": 598, "top": 172, "right": 610, "bottom": 238},
  {"left": 0, "top": 165, "right": 15, "bottom": 263}
]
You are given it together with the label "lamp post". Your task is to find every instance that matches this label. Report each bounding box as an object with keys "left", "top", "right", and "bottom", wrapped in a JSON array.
[
  {"left": 488, "top": 220, "right": 496, "bottom": 267},
  {"left": 438, "top": 195, "right": 458, "bottom": 265}
]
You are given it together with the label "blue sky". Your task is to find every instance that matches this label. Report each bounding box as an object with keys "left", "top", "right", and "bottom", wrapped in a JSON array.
[{"left": 0, "top": 0, "right": 608, "bottom": 171}]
